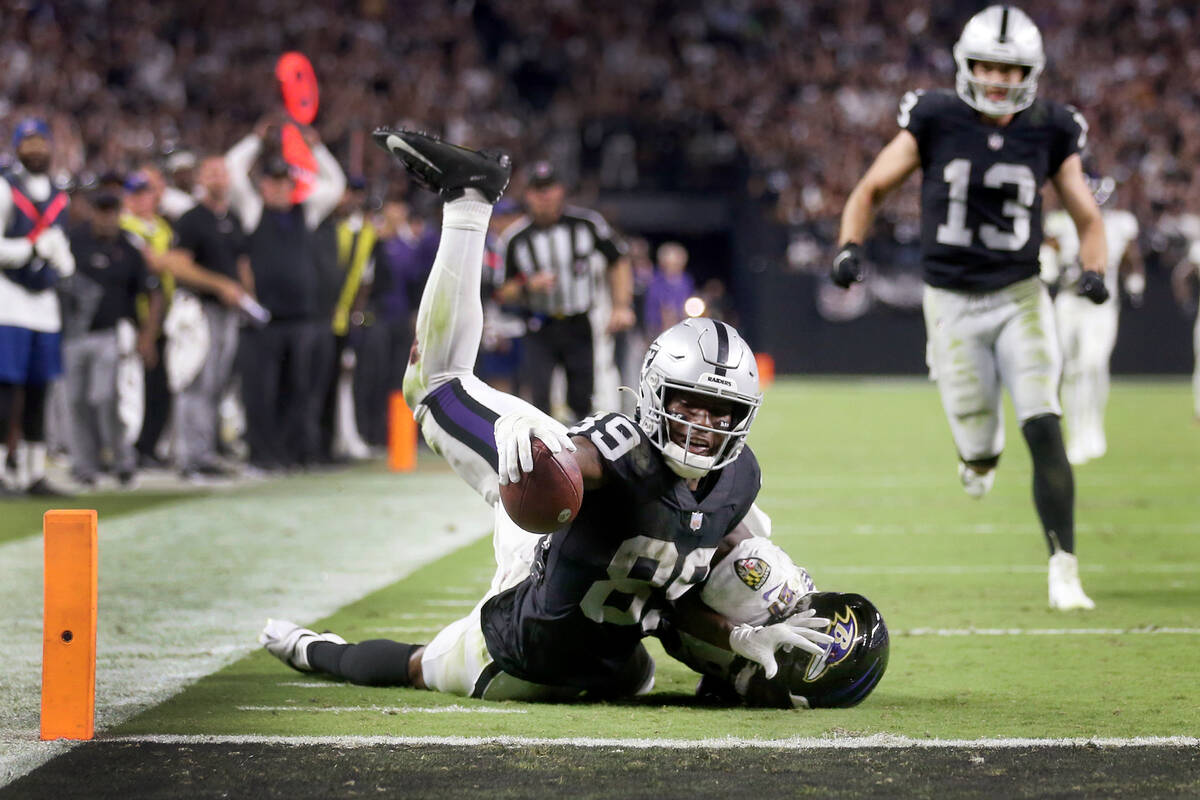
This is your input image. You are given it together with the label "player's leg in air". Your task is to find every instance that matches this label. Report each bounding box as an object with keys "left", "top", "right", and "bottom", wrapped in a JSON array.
[
  {"left": 261, "top": 132, "right": 580, "bottom": 700},
  {"left": 993, "top": 280, "right": 1094, "bottom": 610}
]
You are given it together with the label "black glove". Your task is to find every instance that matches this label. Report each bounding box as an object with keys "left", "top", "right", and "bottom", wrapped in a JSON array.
[
  {"left": 831, "top": 243, "right": 864, "bottom": 289},
  {"left": 1078, "top": 270, "right": 1109, "bottom": 304}
]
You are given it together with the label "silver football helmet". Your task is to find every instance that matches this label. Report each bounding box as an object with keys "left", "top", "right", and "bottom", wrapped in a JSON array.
[
  {"left": 636, "top": 318, "right": 762, "bottom": 480},
  {"left": 953, "top": 5, "right": 1045, "bottom": 117}
]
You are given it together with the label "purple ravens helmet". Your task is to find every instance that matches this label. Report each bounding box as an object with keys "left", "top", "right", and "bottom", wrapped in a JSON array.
[{"left": 739, "top": 592, "right": 890, "bottom": 709}]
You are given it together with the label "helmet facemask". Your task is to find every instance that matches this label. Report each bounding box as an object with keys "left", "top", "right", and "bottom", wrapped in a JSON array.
[
  {"left": 642, "top": 381, "right": 759, "bottom": 480},
  {"left": 955, "top": 56, "right": 1041, "bottom": 116},
  {"left": 953, "top": 5, "right": 1045, "bottom": 117},
  {"left": 635, "top": 318, "right": 763, "bottom": 480}
]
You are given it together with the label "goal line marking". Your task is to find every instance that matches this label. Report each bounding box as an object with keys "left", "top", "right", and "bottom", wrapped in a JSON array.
[{"left": 103, "top": 733, "right": 1200, "bottom": 750}]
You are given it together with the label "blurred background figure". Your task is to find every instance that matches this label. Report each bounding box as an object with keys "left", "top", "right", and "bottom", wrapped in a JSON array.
[
  {"left": 169, "top": 155, "right": 252, "bottom": 479},
  {"left": 1042, "top": 177, "right": 1145, "bottom": 464},
  {"left": 355, "top": 193, "right": 436, "bottom": 448},
  {"left": 0, "top": 118, "right": 75, "bottom": 497},
  {"left": 323, "top": 177, "right": 375, "bottom": 462},
  {"left": 119, "top": 169, "right": 176, "bottom": 471},
  {"left": 496, "top": 160, "right": 633, "bottom": 420},
  {"left": 161, "top": 150, "right": 198, "bottom": 220},
  {"left": 227, "top": 124, "right": 345, "bottom": 471},
  {"left": 644, "top": 241, "right": 694, "bottom": 338},
  {"left": 1171, "top": 244, "right": 1200, "bottom": 422},
  {"left": 62, "top": 191, "right": 160, "bottom": 488},
  {"left": 477, "top": 197, "right": 526, "bottom": 394}
]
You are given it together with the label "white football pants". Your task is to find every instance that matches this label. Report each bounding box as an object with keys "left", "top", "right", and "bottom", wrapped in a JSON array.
[
  {"left": 1055, "top": 291, "right": 1118, "bottom": 463},
  {"left": 922, "top": 276, "right": 1063, "bottom": 463}
]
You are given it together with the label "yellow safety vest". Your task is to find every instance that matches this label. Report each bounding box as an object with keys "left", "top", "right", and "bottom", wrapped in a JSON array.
[
  {"left": 333, "top": 219, "right": 377, "bottom": 336},
  {"left": 120, "top": 213, "right": 176, "bottom": 320}
]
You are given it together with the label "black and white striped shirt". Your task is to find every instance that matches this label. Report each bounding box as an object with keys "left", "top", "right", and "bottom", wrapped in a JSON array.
[{"left": 500, "top": 206, "right": 624, "bottom": 318}]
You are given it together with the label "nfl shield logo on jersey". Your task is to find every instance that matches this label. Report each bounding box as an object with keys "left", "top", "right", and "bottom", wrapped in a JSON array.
[
  {"left": 988, "top": 132, "right": 1004, "bottom": 151},
  {"left": 689, "top": 511, "right": 704, "bottom": 531}
]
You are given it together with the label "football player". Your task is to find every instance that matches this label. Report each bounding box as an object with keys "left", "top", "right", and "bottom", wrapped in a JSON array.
[
  {"left": 831, "top": 6, "right": 1105, "bottom": 610},
  {"left": 1170, "top": 241, "right": 1200, "bottom": 422},
  {"left": 0, "top": 118, "right": 76, "bottom": 496},
  {"left": 1040, "top": 176, "right": 1143, "bottom": 464},
  {"left": 261, "top": 131, "right": 888, "bottom": 707}
]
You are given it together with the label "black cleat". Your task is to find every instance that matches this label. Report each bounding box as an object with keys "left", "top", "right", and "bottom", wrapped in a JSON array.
[
  {"left": 372, "top": 129, "right": 511, "bottom": 203},
  {"left": 26, "top": 477, "right": 74, "bottom": 498}
]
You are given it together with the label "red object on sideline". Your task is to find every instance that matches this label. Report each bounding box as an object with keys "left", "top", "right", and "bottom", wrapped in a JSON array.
[{"left": 276, "top": 52, "right": 319, "bottom": 125}]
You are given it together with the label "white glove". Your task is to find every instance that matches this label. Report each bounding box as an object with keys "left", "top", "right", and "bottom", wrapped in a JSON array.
[
  {"left": 33, "top": 228, "right": 71, "bottom": 273},
  {"left": 494, "top": 411, "right": 576, "bottom": 486},
  {"left": 728, "top": 609, "right": 834, "bottom": 680}
]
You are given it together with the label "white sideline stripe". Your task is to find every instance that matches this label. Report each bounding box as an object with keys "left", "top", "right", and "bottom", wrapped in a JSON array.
[
  {"left": 0, "top": 470, "right": 492, "bottom": 788},
  {"left": 277, "top": 682, "right": 359, "bottom": 689},
  {"left": 901, "top": 627, "right": 1200, "bottom": 637},
  {"left": 237, "top": 705, "right": 526, "bottom": 715},
  {"left": 767, "top": 521, "right": 1200, "bottom": 536},
  {"left": 819, "top": 564, "right": 1200, "bottom": 575},
  {"left": 102, "top": 733, "right": 1200, "bottom": 750}
]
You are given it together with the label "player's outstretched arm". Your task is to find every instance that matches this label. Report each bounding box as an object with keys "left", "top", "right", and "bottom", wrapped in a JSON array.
[
  {"left": 494, "top": 410, "right": 578, "bottom": 486},
  {"left": 566, "top": 435, "right": 608, "bottom": 490},
  {"left": 1053, "top": 153, "right": 1110, "bottom": 303},
  {"left": 833, "top": 130, "right": 920, "bottom": 288},
  {"left": 669, "top": 583, "right": 832, "bottom": 680},
  {"left": 667, "top": 527, "right": 830, "bottom": 679}
]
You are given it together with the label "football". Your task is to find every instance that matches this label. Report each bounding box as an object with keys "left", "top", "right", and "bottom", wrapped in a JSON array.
[{"left": 498, "top": 438, "right": 584, "bottom": 533}]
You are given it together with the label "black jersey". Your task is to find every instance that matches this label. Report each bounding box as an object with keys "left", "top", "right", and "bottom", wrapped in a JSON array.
[
  {"left": 480, "top": 411, "right": 761, "bottom": 692},
  {"left": 899, "top": 89, "right": 1086, "bottom": 292}
]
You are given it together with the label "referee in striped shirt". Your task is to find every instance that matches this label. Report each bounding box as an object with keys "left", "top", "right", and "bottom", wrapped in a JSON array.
[{"left": 497, "top": 162, "right": 633, "bottom": 419}]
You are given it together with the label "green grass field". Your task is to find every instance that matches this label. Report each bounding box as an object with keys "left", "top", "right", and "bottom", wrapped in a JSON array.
[{"left": 100, "top": 378, "right": 1200, "bottom": 743}]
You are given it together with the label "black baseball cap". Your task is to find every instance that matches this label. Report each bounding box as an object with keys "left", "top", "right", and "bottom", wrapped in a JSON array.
[
  {"left": 262, "top": 155, "right": 292, "bottom": 180},
  {"left": 527, "top": 160, "right": 559, "bottom": 189},
  {"left": 93, "top": 191, "right": 121, "bottom": 211}
]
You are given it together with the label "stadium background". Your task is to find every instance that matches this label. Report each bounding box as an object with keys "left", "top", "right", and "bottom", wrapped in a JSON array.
[
  {"left": 3, "top": 1, "right": 1200, "bottom": 797},
  {"left": 4, "top": 0, "right": 1197, "bottom": 375}
]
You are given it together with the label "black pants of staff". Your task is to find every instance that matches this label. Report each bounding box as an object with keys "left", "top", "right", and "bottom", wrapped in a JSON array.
[
  {"left": 353, "top": 320, "right": 411, "bottom": 447},
  {"left": 317, "top": 333, "right": 346, "bottom": 462},
  {"left": 135, "top": 335, "right": 170, "bottom": 463},
  {"left": 520, "top": 313, "right": 593, "bottom": 420},
  {"left": 240, "top": 320, "right": 319, "bottom": 469}
]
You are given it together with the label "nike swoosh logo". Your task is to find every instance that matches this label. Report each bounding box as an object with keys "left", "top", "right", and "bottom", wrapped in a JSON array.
[{"left": 385, "top": 135, "right": 443, "bottom": 173}]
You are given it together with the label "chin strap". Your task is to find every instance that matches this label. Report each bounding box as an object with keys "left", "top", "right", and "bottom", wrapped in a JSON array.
[{"left": 662, "top": 440, "right": 713, "bottom": 480}]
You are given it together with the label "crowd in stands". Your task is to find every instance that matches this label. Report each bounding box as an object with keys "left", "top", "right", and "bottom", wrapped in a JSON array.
[{"left": 3, "top": 1, "right": 1197, "bottom": 225}]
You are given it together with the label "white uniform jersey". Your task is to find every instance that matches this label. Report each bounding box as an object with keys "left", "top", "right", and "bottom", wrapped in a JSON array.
[
  {"left": 0, "top": 173, "right": 68, "bottom": 332},
  {"left": 1043, "top": 208, "right": 1139, "bottom": 296}
]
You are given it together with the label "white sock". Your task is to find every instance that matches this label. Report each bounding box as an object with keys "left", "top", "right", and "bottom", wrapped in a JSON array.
[
  {"left": 29, "top": 442, "right": 47, "bottom": 481},
  {"left": 14, "top": 442, "right": 30, "bottom": 489},
  {"left": 407, "top": 193, "right": 492, "bottom": 396},
  {"left": 441, "top": 191, "right": 493, "bottom": 231}
]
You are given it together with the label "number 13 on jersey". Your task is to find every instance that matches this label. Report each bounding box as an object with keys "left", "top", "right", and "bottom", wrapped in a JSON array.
[{"left": 936, "top": 158, "right": 1036, "bottom": 252}]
